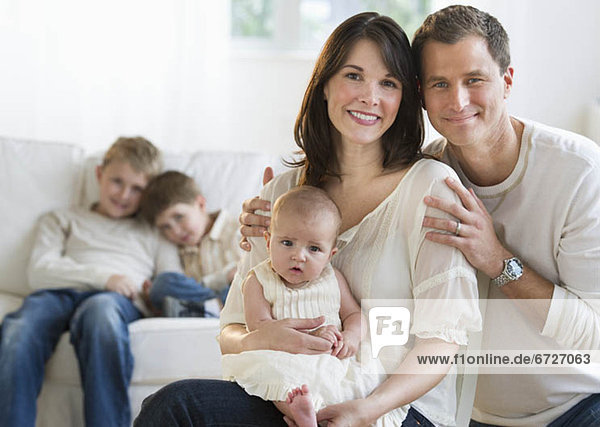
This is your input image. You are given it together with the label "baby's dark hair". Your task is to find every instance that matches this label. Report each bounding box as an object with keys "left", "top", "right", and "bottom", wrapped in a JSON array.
[
  {"left": 271, "top": 186, "right": 342, "bottom": 240},
  {"left": 140, "top": 171, "right": 201, "bottom": 224}
]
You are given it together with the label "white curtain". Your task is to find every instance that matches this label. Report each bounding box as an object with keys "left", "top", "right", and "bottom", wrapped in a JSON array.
[
  {"left": 0, "top": 0, "right": 230, "bottom": 153},
  {"left": 1, "top": 0, "right": 598, "bottom": 154}
]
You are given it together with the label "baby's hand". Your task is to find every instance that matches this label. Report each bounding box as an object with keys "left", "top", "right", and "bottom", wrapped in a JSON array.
[
  {"left": 105, "top": 274, "right": 137, "bottom": 299},
  {"left": 308, "top": 325, "right": 342, "bottom": 349},
  {"left": 334, "top": 330, "right": 361, "bottom": 359}
]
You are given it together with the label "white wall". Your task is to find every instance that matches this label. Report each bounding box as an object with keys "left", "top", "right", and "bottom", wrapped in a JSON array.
[
  {"left": 459, "top": 0, "right": 600, "bottom": 136},
  {"left": 0, "top": 0, "right": 598, "bottom": 156},
  {"left": 226, "top": 52, "right": 313, "bottom": 158}
]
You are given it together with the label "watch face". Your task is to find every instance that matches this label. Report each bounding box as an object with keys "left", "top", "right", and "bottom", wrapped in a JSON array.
[{"left": 506, "top": 258, "right": 523, "bottom": 279}]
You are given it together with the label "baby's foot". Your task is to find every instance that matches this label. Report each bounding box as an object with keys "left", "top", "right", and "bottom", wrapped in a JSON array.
[{"left": 286, "top": 384, "right": 317, "bottom": 427}]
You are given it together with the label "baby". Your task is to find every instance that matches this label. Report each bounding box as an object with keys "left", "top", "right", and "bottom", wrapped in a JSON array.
[{"left": 222, "top": 186, "right": 388, "bottom": 426}]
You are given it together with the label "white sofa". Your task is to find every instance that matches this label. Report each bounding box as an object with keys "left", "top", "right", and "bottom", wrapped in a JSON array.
[{"left": 0, "top": 136, "right": 284, "bottom": 426}]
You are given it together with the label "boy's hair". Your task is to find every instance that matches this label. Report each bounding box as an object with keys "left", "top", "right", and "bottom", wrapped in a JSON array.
[
  {"left": 102, "top": 136, "right": 162, "bottom": 178},
  {"left": 272, "top": 186, "right": 342, "bottom": 240},
  {"left": 139, "top": 171, "right": 202, "bottom": 225},
  {"left": 412, "top": 5, "right": 510, "bottom": 78}
]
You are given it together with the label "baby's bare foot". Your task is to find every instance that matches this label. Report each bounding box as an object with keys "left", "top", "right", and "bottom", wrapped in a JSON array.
[{"left": 286, "top": 384, "right": 317, "bottom": 427}]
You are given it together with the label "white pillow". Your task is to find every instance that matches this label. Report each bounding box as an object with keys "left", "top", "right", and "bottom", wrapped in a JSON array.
[{"left": 0, "top": 137, "right": 84, "bottom": 296}]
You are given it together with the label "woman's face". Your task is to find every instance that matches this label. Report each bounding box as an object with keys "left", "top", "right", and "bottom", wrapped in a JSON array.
[{"left": 323, "top": 38, "right": 403, "bottom": 149}]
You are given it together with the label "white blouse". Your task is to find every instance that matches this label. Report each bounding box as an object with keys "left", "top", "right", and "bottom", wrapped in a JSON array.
[{"left": 221, "top": 158, "right": 482, "bottom": 426}]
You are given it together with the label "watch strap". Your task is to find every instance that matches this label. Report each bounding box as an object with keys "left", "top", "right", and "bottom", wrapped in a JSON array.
[{"left": 491, "top": 257, "right": 523, "bottom": 287}]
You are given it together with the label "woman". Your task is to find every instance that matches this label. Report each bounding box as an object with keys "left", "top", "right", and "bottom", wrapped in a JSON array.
[{"left": 135, "top": 12, "right": 481, "bottom": 426}]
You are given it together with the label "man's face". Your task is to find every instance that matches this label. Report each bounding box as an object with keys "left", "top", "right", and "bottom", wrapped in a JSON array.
[{"left": 420, "top": 35, "right": 513, "bottom": 149}]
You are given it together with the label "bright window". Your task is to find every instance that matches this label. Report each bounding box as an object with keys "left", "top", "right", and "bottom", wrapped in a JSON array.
[{"left": 231, "top": 0, "right": 432, "bottom": 51}]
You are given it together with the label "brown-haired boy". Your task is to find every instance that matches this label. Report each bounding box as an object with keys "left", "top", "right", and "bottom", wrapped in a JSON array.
[
  {"left": 140, "top": 171, "right": 241, "bottom": 317},
  {"left": 0, "top": 137, "right": 182, "bottom": 427}
]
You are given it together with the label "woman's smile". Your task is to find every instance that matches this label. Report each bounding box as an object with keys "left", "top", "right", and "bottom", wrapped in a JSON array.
[{"left": 348, "top": 110, "right": 380, "bottom": 125}]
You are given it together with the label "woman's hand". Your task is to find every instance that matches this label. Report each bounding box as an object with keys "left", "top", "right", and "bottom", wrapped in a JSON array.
[
  {"left": 422, "top": 176, "right": 511, "bottom": 278},
  {"left": 239, "top": 167, "right": 274, "bottom": 251},
  {"left": 239, "top": 316, "right": 336, "bottom": 354},
  {"left": 317, "top": 398, "right": 372, "bottom": 427}
]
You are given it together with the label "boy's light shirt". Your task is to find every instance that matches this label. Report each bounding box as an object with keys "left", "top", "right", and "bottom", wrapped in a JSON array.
[
  {"left": 178, "top": 210, "right": 242, "bottom": 291},
  {"left": 28, "top": 205, "right": 182, "bottom": 296}
]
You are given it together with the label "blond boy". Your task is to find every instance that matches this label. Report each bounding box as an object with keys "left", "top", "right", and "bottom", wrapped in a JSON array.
[
  {"left": 140, "top": 171, "right": 241, "bottom": 317},
  {"left": 0, "top": 137, "right": 181, "bottom": 427}
]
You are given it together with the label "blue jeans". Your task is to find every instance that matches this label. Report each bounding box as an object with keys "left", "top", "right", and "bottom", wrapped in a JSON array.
[
  {"left": 469, "top": 393, "right": 600, "bottom": 427},
  {"left": 0, "top": 288, "right": 142, "bottom": 427},
  {"left": 134, "top": 379, "right": 434, "bottom": 426},
  {"left": 149, "top": 272, "right": 229, "bottom": 310},
  {"left": 403, "top": 407, "right": 436, "bottom": 426},
  {"left": 548, "top": 393, "right": 600, "bottom": 426}
]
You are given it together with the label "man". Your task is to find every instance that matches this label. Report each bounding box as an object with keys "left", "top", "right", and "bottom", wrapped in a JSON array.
[{"left": 413, "top": 5, "right": 600, "bottom": 426}]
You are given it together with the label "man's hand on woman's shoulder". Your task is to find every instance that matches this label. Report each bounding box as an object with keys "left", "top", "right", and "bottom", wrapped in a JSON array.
[{"left": 239, "top": 166, "right": 274, "bottom": 251}]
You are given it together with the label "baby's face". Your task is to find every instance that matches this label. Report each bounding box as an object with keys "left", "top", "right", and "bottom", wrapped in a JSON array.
[
  {"left": 155, "top": 197, "right": 210, "bottom": 246},
  {"left": 267, "top": 211, "right": 337, "bottom": 287}
]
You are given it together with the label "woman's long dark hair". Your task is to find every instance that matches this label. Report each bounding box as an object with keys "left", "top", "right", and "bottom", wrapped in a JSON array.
[{"left": 290, "top": 12, "right": 424, "bottom": 186}]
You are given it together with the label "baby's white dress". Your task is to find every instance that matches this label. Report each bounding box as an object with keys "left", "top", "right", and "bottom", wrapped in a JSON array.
[{"left": 221, "top": 258, "right": 406, "bottom": 425}]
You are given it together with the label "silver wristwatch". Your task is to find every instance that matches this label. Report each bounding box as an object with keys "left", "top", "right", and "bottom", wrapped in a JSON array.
[{"left": 491, "top": 257, "right": 524, "bottom": 287}]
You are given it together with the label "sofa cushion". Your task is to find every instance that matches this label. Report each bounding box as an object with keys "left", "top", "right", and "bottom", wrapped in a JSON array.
[
  {"left": 0, "top": 293, "right": 24, "bottom": 320},
  {"left": 0, "top": 137, "right": 84, "bottom": 297},
  {"left": 44, "top": 317, "right": 222, "bottom": 385}
]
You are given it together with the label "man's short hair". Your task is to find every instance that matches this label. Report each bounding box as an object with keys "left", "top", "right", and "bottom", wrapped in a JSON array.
[
  {"left": 272, "top": 186, "right": 342, "bottom": 239},
  {"left": 139, "top": 171, "right": 202, "bottom": 225},
  {"left": 102, "top": 136, "right": 162, "bottom": 178},
  {"left": 412, "top": 5, "right": 510, "bottom": 77}
]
